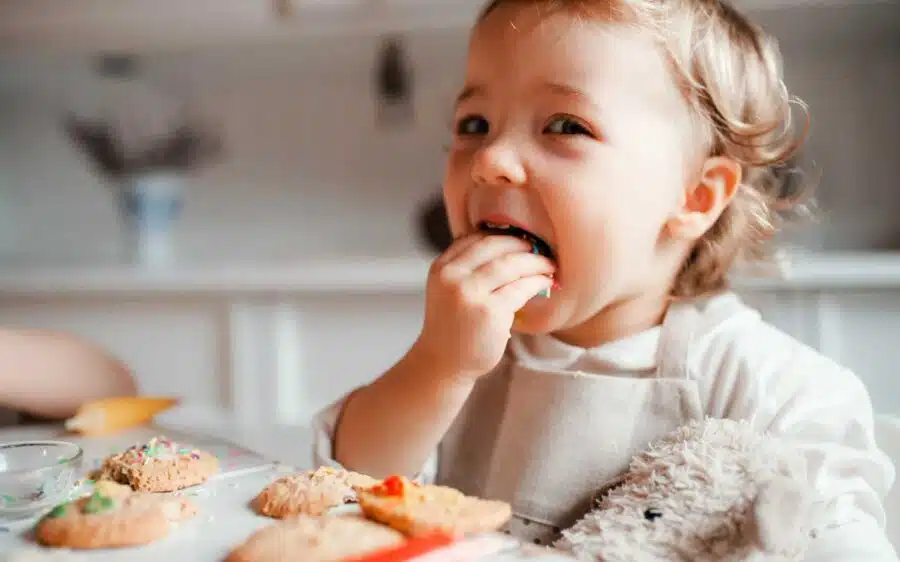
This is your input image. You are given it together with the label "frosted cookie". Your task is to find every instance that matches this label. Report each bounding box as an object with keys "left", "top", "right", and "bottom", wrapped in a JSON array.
[
  {"left": 226, "top": 514, "right": 405, "bottom": 562},
  {"left": 35, "top": 481, "right": 197, "bottom": 550},
  {"left": 91, "top": 436, "right": 219, "bottom": 492},
  {"left": 357, "top": 475, "right": 512, "bottom": 537},
  {"left": 252, "top": 466, "right": 377, "bottom": 518}
]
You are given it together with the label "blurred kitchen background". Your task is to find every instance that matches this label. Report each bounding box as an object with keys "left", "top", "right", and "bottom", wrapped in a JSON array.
[{"left": 0, "top": 0, "right": 898, "bottom": 427}]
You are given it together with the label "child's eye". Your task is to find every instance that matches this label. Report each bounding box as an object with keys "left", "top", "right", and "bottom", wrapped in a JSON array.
[
  {"left": 455, "top": 116, "right": 489, "bottom": 136},
  {"left": 544, "top": 116, "right": 592, "bottom": 136}
]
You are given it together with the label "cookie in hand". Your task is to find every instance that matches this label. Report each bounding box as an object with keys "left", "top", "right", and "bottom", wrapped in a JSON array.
[
  {"left": 357, "top": 475, "right": 512, "bottom": 537},
  {"left": 226, "top": 514, "right": 405, "bottom": 562},
  {"left": 91, "top": 436, "right": 219, "bottom": 492},
  {"left": 253, "top": 466, "right": 378, "bottom": 518},
  {"left": 35, "top": 481, "right": 197, "bottom": 549}
]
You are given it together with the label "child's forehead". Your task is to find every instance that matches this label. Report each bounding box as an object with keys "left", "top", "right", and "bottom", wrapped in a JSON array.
[{"left": 464, "top": 5, "right": 682, "bottom": 110}]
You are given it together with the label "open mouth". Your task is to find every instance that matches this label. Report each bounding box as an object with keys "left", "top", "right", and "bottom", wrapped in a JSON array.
[{"left": 478, "top": 221, "right": 555, "bottom": 261}]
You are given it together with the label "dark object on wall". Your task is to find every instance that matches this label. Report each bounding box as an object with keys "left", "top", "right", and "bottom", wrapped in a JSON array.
[
  {"left": 64, "top": 53, "right": 223, "bottom": 183},
  {"left": 418, "top": 194, "right": 453, "bottom": 254},
  {"left": 770, "top": 150, "right": 818, "bottom": 222},
  {"left": 375, "top": 35, "right": 414, "bottom": 128},
  {"left": 95, "top": 53, "right": 139, "bottom": 78},
  {"left": 65, "top": 117, "right": 221, "bottom": 181},
  {"left": 772, "top": 153, "right": 806, "bottom": 201}
]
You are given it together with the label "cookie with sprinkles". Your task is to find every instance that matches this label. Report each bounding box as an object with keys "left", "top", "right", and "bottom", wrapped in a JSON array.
[
  {"left": 357, "top": 475, "right": 512, "bottom": 537},
  {"left": 226, "top": 514, "right": 405, "bottom": 562},
  {"left": 90, "top": 436, "right": 219, "bottom": 493},
  {"left": 252, "top": 466, "right": 378, "bottom": 518},
  {"left": 35, "top": 481, "right": 197, "bottom": 549}
]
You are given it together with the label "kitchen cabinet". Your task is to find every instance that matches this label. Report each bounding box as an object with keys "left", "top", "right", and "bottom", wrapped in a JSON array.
[
  {"left": 0, "top": 260, "right": 430, "bottom": 426},
  {"left": 1, "top": 255, "right": 900, "bottom": 424},
  {"left": 0, "top": 292, "right": 427, "bottom": 427}
]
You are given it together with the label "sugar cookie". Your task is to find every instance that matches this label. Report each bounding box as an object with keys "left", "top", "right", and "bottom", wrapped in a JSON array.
[
  {"left": 34, "top": 481, "right": 197, "bottom": 550},
  {"left": 253, "top": 466, "right": 377, "bottom": 518},
  {"left": 357, "top": 475, "right": 512, "bottom": 537},
  {"left": 91, "top": 436, "right": 218, "bottom": 492},
  {"left": 226, "top": 514, "right": 405, "bottom": 562}
]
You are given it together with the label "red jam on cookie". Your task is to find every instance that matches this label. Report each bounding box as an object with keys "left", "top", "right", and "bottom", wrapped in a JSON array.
[{"left": 373, "top": 475, "right": 411, "bottom": 497}]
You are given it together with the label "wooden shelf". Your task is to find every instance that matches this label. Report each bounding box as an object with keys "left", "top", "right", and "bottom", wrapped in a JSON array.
[{"left": 1, "top": 252, "right": 900, "bottom": 296}]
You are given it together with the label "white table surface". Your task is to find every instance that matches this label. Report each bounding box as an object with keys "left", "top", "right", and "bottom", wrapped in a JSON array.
[
  {"left": 0, "top": 416, "right": 573, "bottom": 562},
  {"left": 0, "top": 418, "right": 307, "bottom": 562}
]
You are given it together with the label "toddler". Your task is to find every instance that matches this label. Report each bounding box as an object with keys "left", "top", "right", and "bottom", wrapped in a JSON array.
[
  {"left": 314, "top": 0, "right": 897, "bottom": 560},
  {"left": 0, "top": 328, "right": 136, "bottom": 424}
]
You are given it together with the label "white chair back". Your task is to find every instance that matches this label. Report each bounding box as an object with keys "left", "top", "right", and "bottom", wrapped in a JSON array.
[{"left": 875, "top": 414, "right": 900, "bottom": 549}]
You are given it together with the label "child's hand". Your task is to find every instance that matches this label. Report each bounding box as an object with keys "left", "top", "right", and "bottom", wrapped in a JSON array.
[{"left": 413, "top": 233, "right": 555, "bottom": 380}]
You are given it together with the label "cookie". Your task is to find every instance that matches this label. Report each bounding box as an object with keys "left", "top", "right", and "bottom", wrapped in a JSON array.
[
  {"left": 226, "top": 514, "right": 406, "bottom": 562},
  {"left": 357, "top": 475, "right": 512, "bottom": 537},
  {"left": 252, "top": 466, "right": 377, "bottom": 518},
  {"left": 90, "top": 436, "right": 219, "bottom": 492},
  {"left": 35, "top": 481, "right": 197, "bottom": 549}
]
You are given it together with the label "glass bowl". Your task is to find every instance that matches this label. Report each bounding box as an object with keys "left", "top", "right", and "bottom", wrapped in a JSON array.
[{"left": 0, "top": 441, "right": 83, "bottom": 519}]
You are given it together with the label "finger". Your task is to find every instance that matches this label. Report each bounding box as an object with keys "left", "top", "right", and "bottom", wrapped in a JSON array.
[
  {"left": 492, "top": 275, "right": 554, "bottom": 312},
  {"left": 449, "top": 235, "right": 535, "bottom": 275},
  {"left": 470, "top": 252, "right": 556, "bottom": 294},
  {"left": 433, "top": 232, "right": 485, "bottom": 268}
]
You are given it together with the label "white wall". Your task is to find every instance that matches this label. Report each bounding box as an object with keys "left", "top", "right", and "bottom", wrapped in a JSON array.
[
  {"left": 0, "top": 5, "right": 899, "bottom": 421},
  {"left": 0, "top": 5, "right": 898, "bottom": 264},
  {"left": 0, "top": 30, "right": 469, "bottom": 264}
]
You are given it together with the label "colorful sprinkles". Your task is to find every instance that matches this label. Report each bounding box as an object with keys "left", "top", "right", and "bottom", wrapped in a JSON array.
[
  {"left": 84, "top": 436, "right": 271, "bottom": 483},
  {"left": 83, "top": 492, "right": 115, "bottom": 515},
  {"left": 46, "top": 503, "right": 69, "bottom": 519},
  {"left": 533, "top": 242, "right": 554, "bottom": 298},
  {"left": 123, "top": 437, "right": 204, "bottom": 464}
]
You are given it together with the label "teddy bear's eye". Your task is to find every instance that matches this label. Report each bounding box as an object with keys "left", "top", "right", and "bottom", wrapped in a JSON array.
[{"left": 644, "top": 508, "right": 663, "bottom": 522}]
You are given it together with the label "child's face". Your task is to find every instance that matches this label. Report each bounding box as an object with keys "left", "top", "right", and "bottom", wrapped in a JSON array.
[{"left": 443, "top": 4, "right": 700, "bottom": 344}]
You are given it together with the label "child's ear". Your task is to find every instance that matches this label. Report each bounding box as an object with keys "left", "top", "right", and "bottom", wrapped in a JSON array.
[{"left": 666, "top": 156, "right": 742, "bottom": 240}]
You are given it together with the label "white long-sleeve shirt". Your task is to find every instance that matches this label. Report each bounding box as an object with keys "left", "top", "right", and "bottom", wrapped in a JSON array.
[{"left": 312, "top": 291, "right": 897, "bottom": 560}]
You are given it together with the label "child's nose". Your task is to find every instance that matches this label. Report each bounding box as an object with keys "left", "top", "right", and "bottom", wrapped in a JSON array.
[{"left": 471, "top": 139, "right": 526, "bottom": 187}]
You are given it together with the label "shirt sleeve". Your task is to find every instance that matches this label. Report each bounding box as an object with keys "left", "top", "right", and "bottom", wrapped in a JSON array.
[
  {"left": 309, "top": 389, "right": 440, "bottom": 484},
  {"left": 694, "top": 315, "right": 898, "bottom": 562}
]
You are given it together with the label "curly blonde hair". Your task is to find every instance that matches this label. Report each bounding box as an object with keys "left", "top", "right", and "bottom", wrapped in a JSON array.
[{"left": 479, "top": 0, "right": 811, "bottom": 298}]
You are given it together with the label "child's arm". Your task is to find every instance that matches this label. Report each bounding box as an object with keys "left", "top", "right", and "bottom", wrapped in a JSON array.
[
  {"left": 0, "top": 328, "right": 137, "bottom": 420},
  {"left": 698, "top": 317, "right": 898, "bottom": 562},
  {"left": 332, "top": 346, "right": 478, "bottom": 479},
  {"left": 328, "top": 233, "right": 554, "bottom": 479}
]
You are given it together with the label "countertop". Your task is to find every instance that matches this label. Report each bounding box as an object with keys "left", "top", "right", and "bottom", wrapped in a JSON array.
[
  {"left": 0, "top": 418, "right": 573, "bottom": 562},
  {"left": 1, "top": 251, "right": 900, "bottom": 296},
  {"left": 0, "top": 420, "right": 298, "bottom": 561}
]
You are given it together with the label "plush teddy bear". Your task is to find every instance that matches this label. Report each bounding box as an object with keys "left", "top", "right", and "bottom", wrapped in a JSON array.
[{"left": 554, "top": 418, "right": 823, "bottom": 562}]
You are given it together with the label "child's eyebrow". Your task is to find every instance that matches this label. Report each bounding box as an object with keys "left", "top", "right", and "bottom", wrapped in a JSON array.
[
  {"left": 541, "top": 82, "right": 589, "bottom": 100},
  {"left": 541, "top": 81, "right": 603, "bottom": 115},
  {"left": 455, "top": 85, "right": 484, "bottom": 107}
]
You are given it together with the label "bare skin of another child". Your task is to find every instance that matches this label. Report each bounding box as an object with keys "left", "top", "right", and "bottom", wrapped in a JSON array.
[{"left": 0, "top": 328, "right": 137, "bottom": 420}]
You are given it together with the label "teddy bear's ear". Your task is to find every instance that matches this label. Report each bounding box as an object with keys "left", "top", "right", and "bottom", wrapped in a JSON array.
[{"left": 746, "top": 476, "right": 816, "bottom": 555}]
